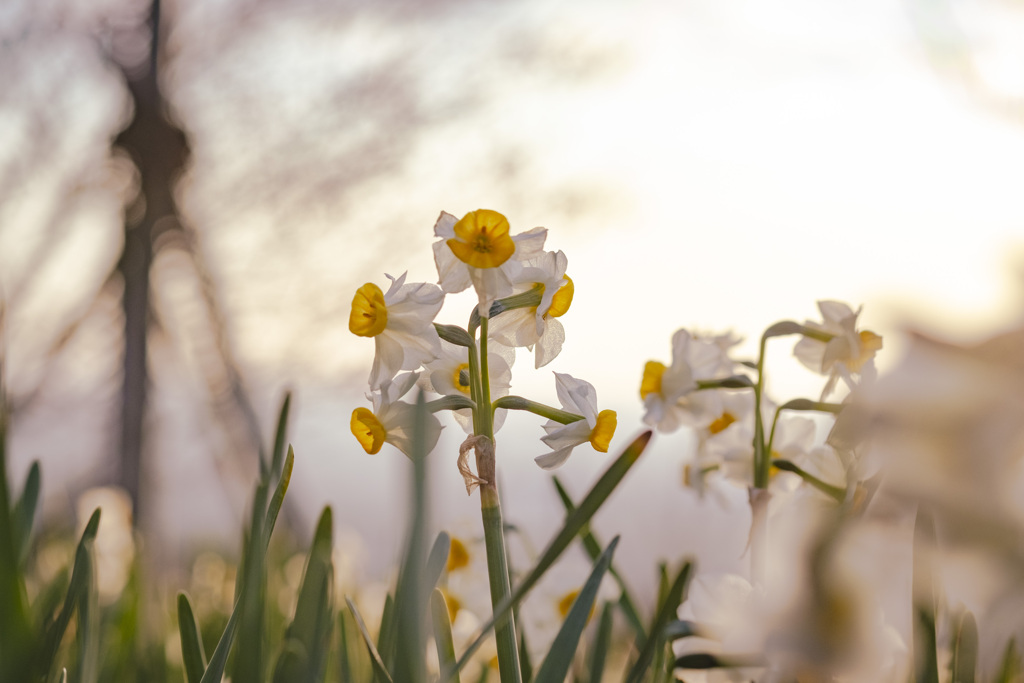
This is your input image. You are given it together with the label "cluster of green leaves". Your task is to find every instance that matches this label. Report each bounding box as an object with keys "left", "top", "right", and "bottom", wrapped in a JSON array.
[
  {"left": 329, "top": 395, "right": 697, "bottom": 683},
  {"left": 0, "top": 383, "right": 103, "bottom": 683},
  {"left": 1, "top": 382, "right": 705, "bottom": 683}
]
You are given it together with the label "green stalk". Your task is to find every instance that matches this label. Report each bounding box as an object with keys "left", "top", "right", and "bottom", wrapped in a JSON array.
[
  {"left": 491, "top": 396, "right": 584, "bottom": 425},
  {"left": 473, "top": 317, "right": 522, "bottom": 683},
  {"left": 467, "top": 340, "right": 483, "bottom": 436},
  {"left": 752, "top": 331, "right": 770, "bottom": 488}
]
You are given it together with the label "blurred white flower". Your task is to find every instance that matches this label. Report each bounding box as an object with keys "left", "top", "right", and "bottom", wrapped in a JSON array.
[
  {"left": 487, "top": 249, "right": 574, "bottom": 368},
  {"left": 349, "top": 271, "right": 444, "bottom": 389},
  {"left": 350, "top": 372, "right": 442, "bottom": 457},
  {"left": 536, "top": 373, "right": 617, "bottom": 470},
  {"left": 793, "top": 301, "right": 882, "bottom": 399},
  {"left": 432, "top": 209, "right": 547, "bottom": 317},
  {"left": 641, "top": 329, "right": 739, "bottom": 433}
]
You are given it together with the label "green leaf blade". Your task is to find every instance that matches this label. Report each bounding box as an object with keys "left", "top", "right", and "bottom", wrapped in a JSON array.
[
  {"left": 534, "top": 536, "right": 620, "bottom": 683},
  {"left": 177, "top": 592, "right": 207, "bottom": 683}
]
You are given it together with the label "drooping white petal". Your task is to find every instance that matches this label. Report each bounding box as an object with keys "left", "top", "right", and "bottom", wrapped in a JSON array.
[
  {"left": 371, "top": 334, "right": 406, "bottom": 389},
  {"left": 534, "top": 318, "right": 565, "bottom": 369},
  {"left": 534, "top": 446, "right": 574, "bottom": 470},
  {"left": 541, "top": 419, "right": 592, "bottom": 450},
  {"left": 552, "top": 372, "right": 598, "bottom": 424}
]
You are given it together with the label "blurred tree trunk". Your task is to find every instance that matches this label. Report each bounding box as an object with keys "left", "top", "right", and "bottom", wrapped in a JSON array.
[{"left": 113, "top": 0, "right": 189, "bottom": 524}]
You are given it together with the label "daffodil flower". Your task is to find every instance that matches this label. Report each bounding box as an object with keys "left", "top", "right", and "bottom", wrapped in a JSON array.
[
  {"left": 420, "top": 340, "right": 514, "bottom": 433},
  {"left": 793, "top": 301, "right": 883, "bottom": 399},
  {"left": 350, "top": 372, "right": 442, "bottom": 457},
  {"left": 349, "top": 271, "right": 444, "bottom": 390},
  {"left": 640, "top": 329, "right": 738, "bottom": 433},
  {"left": 433, "top": 209, "right": 547, "bottom": 317},
  {"left": 535, "top": 372, "right": 617, "bottom": 470},
  {"left": 488, "top": 249, "right": 574, "bottom": 368}
]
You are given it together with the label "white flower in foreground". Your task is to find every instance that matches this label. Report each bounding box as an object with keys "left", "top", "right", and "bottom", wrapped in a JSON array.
[
  {"left": 536, "top": 373, "right": 617, "bottom": 470},
  {"left": 350, "top": 372, "right": 442, "bottom": 458},
  {"left": 641, "top": 329, "right": 738, "bottom": 433},
  {"left": 675, "top": 573, "right": 768, "bottom": 683},
  {"left": 349, "top": 272, "right": 444, "bottom": 390},
  {"left": 420, "top": 340, "right": 514, "bottom": 433},
  {"left": 488, "top": 249, "right": 574, "bottom": 369},
  {"left": 794, "top": 301, "right": 882, "bottom": 399},
  {"left": 433, "top": 209, "right": 547, "bottom": 317}
]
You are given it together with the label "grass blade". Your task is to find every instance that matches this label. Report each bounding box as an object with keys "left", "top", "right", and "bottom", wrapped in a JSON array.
[
  {"left": 551, "top": 476, "right": 645, "bottom": 640},
  {"left": 199, "top": 600, "right": 241, "bottom": 683},
  {"left": 996, "top": 638, "right": 1020, "bottom": 683},
  {"left": 446, "top": 431, "right": 652, "bottom": 679},
  {"left": 376, "top": 593, "right": 395, "bottom": 672},
  {"left": 76, "top": 539, "right": 99, "bottom": 683},
  {"left": 346, "top": 596, "right": 395, "bottom": 683},
  {"left": 12, "top": 460, "right": 40, "bottom": 566},
  {"left": 587, "top": 602, "right": 613, "bottom": 683},
  {"left": 533, "top": 536, "right": 619, "bottom": 683},
  {"left": 271, "top": 392, "right": 292, "bottom": 479},
  {"left": 393, "top": 391, "right": 431, "bottom": 683},
  {"left": 431, "top": 588, "right": 461, "bottom": 683},
  {"left": 177, "top": 592, "right": 207, "bottom": 683},
  {"left": 279, "top": 506, "right": 334, "bottom": 683},
  {"left": 426, "top": 532, "right": 451, "bottom": 592},
  {"left": 951, "top": 611, "right": 978, "bottom": 683},
  {"left": 625, "top": 560, "right": 693, "bottom": 683},
  {"left": 913, "top": 509, "right": 939, "bottom": 683},
  {"left": 264, "top": 447, "right": 294, "bottom": 552},
  {"left": 0, "top": 398, "right": 32, "bottom": 680},
  {"left": 40, "top": 509, "right": 101, "bottom": 680}
]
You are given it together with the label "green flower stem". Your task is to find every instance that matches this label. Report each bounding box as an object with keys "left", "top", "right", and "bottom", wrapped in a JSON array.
[
  {"left": 467, "top": 342, "right": 483, "bottom": 435},
  {"left": 491, "top": 396, "right": 584, "bottom": 425},
  {"left": 473, "top": 316, "right": 522, "bottom": 683},
  {"left": 765, "top": 399, "right": 844, "bottom": 458},
  {"left": 469, "top": 286, "right": 543, "bottom": 333},
  {"left": 478, "top": 318, "right": 495, "bottom": 439},
  {"left": 425, "top": 395, "right": 476, "bottom": 414},
  {"left": 753, "top": 331, "right": 770, "bottom": 489}
]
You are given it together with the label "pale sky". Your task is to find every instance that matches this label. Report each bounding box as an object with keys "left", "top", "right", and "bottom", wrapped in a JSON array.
[{"left": 5, "top": 0, "right": 1024, "bottom": 610}]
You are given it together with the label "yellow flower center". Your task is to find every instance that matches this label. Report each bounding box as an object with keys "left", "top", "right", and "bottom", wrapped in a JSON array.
[
  {"left": 708, "top": 412, "right": 736, "bottom": 435},
  {"left": 447, "top": 209, "right": 515, "bottom": 269},
  {"left": 640, "top": 361, "right": 666, "bottom": 399},
  {"left": 547, "top": 275, "right": 574, "bottom": 318},
  {"left": 447, "top": 536, "right": 470, "bottom": 572},
  {"left": 349, "top": 283, "right": 388, "bottom": 337},
  {"left": 557, "top": 589, "right": 579, "bottom": 619},
  {"left": 351, "top": 407, "right": 386, "bottom": 455},
  {"left": 589, "top": 410, "right": 617, "bottom": 452},
  {"left": 442, "top": 590, "right": 462, "bottom": 621},
  {"left": 556, "top": 588, "right": 595, "bottom": 622},
  {"left": 451, "top": 363, "right": 472, "bottom": 395},
  {"left": 847, "top": 330, "right": 883, "bottom": 373}
]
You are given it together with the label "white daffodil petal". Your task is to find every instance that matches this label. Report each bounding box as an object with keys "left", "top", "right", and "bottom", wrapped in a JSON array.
[
  {"left": 541, "top": 419, "right": 592, "bottom": 449},
  {"left": 534, "top": 446, "right": 574, "bottom": 470},
  {"left": 381, "top": 402, "right": 443, "bottom": 457},
  {"left": 371, "top": 334, "right": 405, "bottom": 389},
  {"left": 512, "top": 227, "right": 547, "bottom": 260},
  {"left": 433, "top": 239, "right": 472, "bottom": 294},
  {"left": 818, "top": 299, "right": 855, "bottom": 323},
  {"left": 534, "top": 319, "right": 565, "bottom": 369},
  {"left": 553, "top": 373, "right": 598, "bottom": 420},
  {"left": 793, "top": 335, "right": 826, "bottom": 373},
  {"left": 433, "top": 211, "right": 457, "bottom": 238}
]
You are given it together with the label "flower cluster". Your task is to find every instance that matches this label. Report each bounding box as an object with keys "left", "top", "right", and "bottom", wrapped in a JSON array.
[
  {"left": 639, "top": 302, "right": 882, "bottom": 498},
  {"left": 348, "top": 209, "right": 617, "bottom": 473}
]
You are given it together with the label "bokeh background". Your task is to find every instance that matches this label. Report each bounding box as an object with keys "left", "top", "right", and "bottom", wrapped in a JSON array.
[{"left": 3, "top": 0, "right": 1024, "bottom": 604}]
